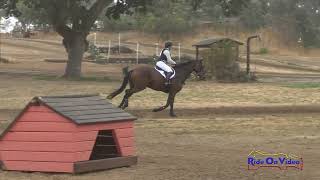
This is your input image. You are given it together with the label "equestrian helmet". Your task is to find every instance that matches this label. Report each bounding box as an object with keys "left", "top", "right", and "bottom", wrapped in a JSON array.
[{"left": 165, "top": 41, "right": 173, "bottom": 48}]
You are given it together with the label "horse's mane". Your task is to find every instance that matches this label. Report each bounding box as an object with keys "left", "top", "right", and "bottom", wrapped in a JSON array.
[{"left": 174, "top": 60, "right": 195, "bottom": 68}]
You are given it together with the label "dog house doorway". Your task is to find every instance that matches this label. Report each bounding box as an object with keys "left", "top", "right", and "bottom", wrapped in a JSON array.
[{"left": 90, "top": 130, "right": 119, "bottom": 160}]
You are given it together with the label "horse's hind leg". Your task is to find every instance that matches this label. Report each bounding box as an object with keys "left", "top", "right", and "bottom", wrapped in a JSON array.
[
  {"left": 118, "top": 94, "right": 127, "bottom": 108},
  {"left": 119, "top": 78, "right": 134, "bottom": 108},
  {"left": 120, "top": 87, "right": 144, "bottom": 109},
  {"left": 119, "top": 72, "right": 146, "bottom": 109},
  {"left": 120, "top": 89, "right": 132, "bottom": 109}
]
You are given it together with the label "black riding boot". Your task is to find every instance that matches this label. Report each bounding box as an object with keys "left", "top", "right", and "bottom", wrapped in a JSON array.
[{"left": 165, "top": 72, "right": 172, "bottom": 86}]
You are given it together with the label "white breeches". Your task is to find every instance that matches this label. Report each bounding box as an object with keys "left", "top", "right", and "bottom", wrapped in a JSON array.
[{"left": 156, "top": 61, "right": 173, "bottom": 73}]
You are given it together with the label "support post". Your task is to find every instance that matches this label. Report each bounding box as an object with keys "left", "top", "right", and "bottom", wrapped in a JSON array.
[
  {"left": 94, "top": 32, "right": 97, "bottom": 45},
  {"left": 196, "top": 47, "right": 199, "bottom": 61},
  {"left": 178, "top": 43, "right": 181, "bottom": 62},
  {"left": 107, "top": 40, "right": 111, "bottom": 63},
  {"left": 156, "top": 43, "right": 159, "bottom": 56},
  {"left": 136, "top": 43, "right": 139, "bottom": 64},
  {"left": 246, "top": 35, "right": 260, "bottom": 75},
  {"left": 118, "top": 33, "right": 121, "bottom": 54},
  {"left": 0, "top": 30, "right": 2, "bottom": 60}
]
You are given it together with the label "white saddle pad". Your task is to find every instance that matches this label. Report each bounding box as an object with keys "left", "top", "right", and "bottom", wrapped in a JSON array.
[{"left": 154, "top": 67, "right": 176, "bottom": 79}]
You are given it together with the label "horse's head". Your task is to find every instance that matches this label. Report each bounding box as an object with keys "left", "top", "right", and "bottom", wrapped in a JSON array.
[{"left": 193, "top": 60, "right": 206, "bottom": 80}]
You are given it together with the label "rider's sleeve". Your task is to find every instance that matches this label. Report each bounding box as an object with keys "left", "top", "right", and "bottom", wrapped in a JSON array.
[{"left": 163, "top": 50, "right": 176, "bottom": 65}]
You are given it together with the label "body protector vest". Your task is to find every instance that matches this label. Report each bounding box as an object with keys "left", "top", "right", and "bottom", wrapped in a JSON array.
[{"left": 159, "top": 48, "right": 170, "bottom": 63}]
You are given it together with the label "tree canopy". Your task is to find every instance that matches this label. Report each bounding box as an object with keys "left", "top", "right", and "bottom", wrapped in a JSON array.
[
  {"left": 1, "top": 0, "right": 153, "bottom": 77},
  {"left": 0, "top": 0, "right": 209, "bottom": 78},
  {"left": 1, "top": 0, "right": 319, "bottom": 77}
]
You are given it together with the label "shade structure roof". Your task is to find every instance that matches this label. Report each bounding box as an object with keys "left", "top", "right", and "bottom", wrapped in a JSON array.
[{"left": 193, "top": 38, "right": 244, "bottom": 48}]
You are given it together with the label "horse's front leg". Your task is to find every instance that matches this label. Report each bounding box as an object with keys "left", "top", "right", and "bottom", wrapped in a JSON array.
[
  {"left": 169, "top": 93, "right": 177, "bottom": 117},
  {"left": 152, "top": 104, "right": 169, "bottom": 112},
  {"left": 152, "top": 93, "right": 172, "bottom": 112}
]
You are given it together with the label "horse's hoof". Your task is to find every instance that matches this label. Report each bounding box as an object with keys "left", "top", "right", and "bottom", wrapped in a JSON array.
[
  {"left": 170, "top": 113, "right": 177, "bottom": 117},
  {"left": 153, "top": 108, "right": 159, "bottom": 112}
]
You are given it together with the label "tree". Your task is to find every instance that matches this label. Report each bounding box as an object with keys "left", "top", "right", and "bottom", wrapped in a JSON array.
[
  {"left": 239, "top": 0, "right": 267, "bottom": 31},
  {"left": 217, "top": 0, "right": 249, "bottom": 17},
  {"left": 133, "top": 0, "right": 194, "bottom": 37},
  {"left": 1, "top": 0, "right": 150, "bottom": 78},
  {"left": 13, "top": 1, "right": 50, "bottom": 33},
  {"left": 1, "top": 0, "right": 247, "bottom": 78},
  {"left": 267, "top": 0, "right": 320, "bottom": 47}
]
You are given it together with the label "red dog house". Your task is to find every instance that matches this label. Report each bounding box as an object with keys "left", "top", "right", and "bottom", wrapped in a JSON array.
[{"left": 0, "top": 94, "right": 137, "bottom": 173}]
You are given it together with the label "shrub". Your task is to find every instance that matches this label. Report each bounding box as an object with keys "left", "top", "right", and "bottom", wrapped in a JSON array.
[
  {"left": 259, "top": 47, "right": 269, "bottom": 54},
  {"left": 87, "top": 43, "right": 103, "bottom": 61}
]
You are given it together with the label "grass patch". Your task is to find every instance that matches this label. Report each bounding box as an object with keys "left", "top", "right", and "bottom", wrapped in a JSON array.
[
  {"left": 283, "top": 82, "right": 320, "bottom": 89},
  {"left": 32, "top": 74, "right": 114, "bottom": 82},
  {"left": 33, "top": 74, "right": 60, "bottom": 81},
  {"left": 0, "top": 122, "right": 10, "bottom": 132}
]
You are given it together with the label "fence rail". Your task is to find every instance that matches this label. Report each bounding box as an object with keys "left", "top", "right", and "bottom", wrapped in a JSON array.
[{"left": 95, "top": 41, "right": 196, "bottom": 58}]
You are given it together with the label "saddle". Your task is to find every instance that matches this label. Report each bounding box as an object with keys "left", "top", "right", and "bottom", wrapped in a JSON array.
[{"left": 154, "top": 66, "right": 176, "bottom": 79}]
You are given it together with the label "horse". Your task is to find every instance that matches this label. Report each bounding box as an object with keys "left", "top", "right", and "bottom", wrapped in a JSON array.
[{"left": 107, "top": 60, "right": 205, "bottom": 117}]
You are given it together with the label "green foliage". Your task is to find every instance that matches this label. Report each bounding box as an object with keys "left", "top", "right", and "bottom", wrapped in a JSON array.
[
  {"left": 284, "top": 83, "right": 320, "bottom": 89},
  {"left": 88, "top": 43, "right": 103, "bottom": 61},
  {"left": 135, "top": 0, "right": 194, "bottom": 36},
  {"left": 268, "top": 0, "right": 320, "bottom": 48},
  {"left": 259, "top": 48, "right": 269, "bottom": 54},
  {"left": 152, "top": 16, "right": 192, "bottom": 36},
  {"left": 238, "top": 71, "right": 257, "bottom": 82},
  {"left": 14, "top": 1, "right": 50, "bottom": 31},
  {"left": 202, "top": 40, "right": 256, "bottom": 82},
  {"left": 218, "top": 0, "right": 249, "bottom": 17},
  {"left": 101, "top": 15, "right": 135, "bottom": 31},
  {"left": 196, "top": 0, "right": 249, "bottom": 18},
  {"left": 201, "top": 1, "right": 225, "bottom": 20},
  {"left": 239, "top": 1, "right": 266, "bottom": 31}
]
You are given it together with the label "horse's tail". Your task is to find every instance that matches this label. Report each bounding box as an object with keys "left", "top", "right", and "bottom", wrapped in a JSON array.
[{"left": 107, "top": 66, "right": 130, "bottom": 99}]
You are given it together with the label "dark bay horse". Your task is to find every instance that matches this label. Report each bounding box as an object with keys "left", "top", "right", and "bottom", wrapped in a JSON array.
[{"left": 107, "top": 60, "right": 205, "bottom": 117}]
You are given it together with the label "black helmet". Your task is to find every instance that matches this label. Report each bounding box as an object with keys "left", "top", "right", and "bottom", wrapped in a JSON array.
[{"left": 165, "top": 41, "right": 173, "bottom": 48}]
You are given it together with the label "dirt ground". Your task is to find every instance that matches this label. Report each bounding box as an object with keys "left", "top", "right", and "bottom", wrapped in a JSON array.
[
  {"left": 1, "top": 37, "right": 320, "bottom": 179},
  {"left": 1, "top": 113, "right": 320, "bottom": 180},
  {"left": 0, "top": 75, "right": 320, "bottom": 180}
]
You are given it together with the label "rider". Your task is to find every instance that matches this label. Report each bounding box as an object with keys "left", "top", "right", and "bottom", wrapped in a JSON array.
[{"left": 156, "top": 41, "right": 177, "bottom": 85}]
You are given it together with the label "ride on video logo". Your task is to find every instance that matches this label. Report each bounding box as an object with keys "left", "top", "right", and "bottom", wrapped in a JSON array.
[{"left": 247, "top": 150, "right": 303, "bottom": 170}]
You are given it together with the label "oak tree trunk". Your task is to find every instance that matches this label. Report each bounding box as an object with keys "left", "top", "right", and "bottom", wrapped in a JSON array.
[{"left": 63, "top": 33, "right": 88, "bottom": 78}]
